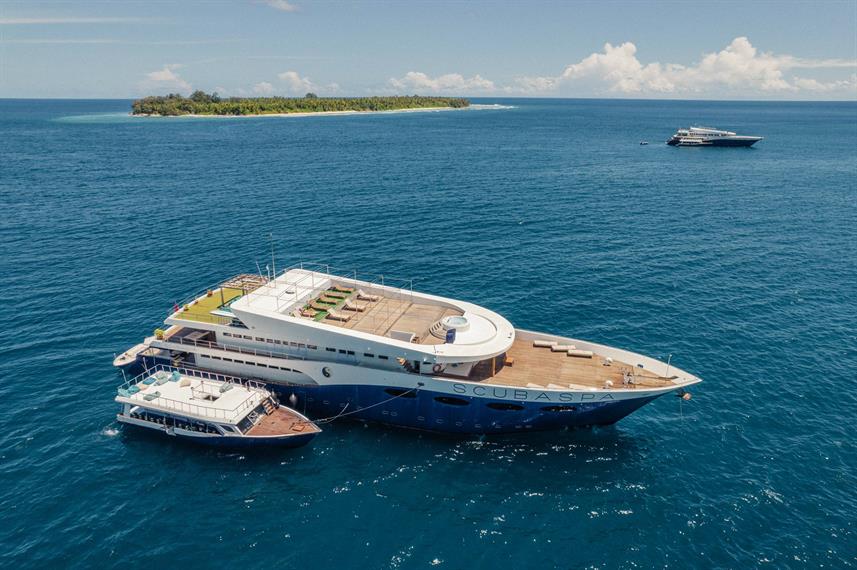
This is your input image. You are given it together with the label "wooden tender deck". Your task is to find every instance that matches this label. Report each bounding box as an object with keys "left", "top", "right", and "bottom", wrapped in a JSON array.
[
  {"left": 246, "top": 407, "right": 320, "bottom": 437},
  {"left": 474, "top": 339, "right": 675, "bottom": 390}
]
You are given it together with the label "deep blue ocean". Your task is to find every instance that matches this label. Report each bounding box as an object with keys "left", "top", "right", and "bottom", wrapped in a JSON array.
[{"left": 1, "top": 98, "right": 855, "bottom": 569}]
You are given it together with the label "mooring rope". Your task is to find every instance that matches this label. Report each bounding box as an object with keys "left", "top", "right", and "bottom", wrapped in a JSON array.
[{"left": 301, "top": 382, "right": 424, "bottom": 425}]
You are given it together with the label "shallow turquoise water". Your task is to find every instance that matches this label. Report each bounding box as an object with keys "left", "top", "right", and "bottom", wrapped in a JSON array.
[{"left": 1, "top": 98, "right": 855, "bottom": 568}]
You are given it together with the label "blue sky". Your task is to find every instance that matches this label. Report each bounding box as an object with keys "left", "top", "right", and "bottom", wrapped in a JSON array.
[{"left": 1, "top": 0, "right": 855, "bottom": 99}]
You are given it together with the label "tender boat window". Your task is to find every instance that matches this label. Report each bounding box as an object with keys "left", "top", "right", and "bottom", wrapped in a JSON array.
[{"left": 434, "top": 396, "right": 469, "bottom": 406}]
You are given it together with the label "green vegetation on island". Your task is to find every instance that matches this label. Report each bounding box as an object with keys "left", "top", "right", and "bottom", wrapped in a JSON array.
[{"left": 131, "top": 91, "right": 470, "bottom": 116}]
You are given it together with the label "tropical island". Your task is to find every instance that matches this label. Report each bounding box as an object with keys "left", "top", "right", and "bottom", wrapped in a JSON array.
[{"left": 131, "top": 91, "right": 470, "bottom": 116}]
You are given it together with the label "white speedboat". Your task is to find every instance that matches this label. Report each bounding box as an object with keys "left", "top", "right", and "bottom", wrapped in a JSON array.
[
  {"left": 117, "top": 264, "right": 700, "bottom": 435},
  {"left": 667, "top": 126, "right": 762, "bottom": 147},
  {"left": 115, "top": 365, "right": 320, "bottom": 447}
]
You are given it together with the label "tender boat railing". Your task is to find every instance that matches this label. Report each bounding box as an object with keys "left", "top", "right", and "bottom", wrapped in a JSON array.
[{"left": 117, "top": 364, "right": 269, "bottom": 423}]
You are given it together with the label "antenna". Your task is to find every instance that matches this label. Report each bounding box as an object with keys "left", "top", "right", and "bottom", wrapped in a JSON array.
[
  {"left": 268, "top": 233, "right": 276, "bottom": 279},
  {"left": 666, "top": 354, "right": 672, "bottom": 378}
]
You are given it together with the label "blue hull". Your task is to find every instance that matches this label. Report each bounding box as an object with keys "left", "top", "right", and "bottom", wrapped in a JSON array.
[
  {"left": 274, "top": 384, "right": 661, "bottom": 435},
  {"left": 135, "top": 357, "right": 666, "bottom": 435}
]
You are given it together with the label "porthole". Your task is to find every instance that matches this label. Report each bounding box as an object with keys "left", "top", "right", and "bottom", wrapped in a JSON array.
[
  {"left": 541, "top": 405, "right": 577, "bottom": 412},
  {"left": 384, "top": 388, "right": 416, "bottom": 399},
  {"left": 434, "top": 396, "right": 469, "bottom": 406},
  {"left": 487, "top": 403, "right": 525, "bottom": 411}
]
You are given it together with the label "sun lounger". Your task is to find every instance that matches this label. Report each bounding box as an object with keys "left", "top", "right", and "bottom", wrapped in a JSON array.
[
  {"left": 356, "top": 289, "right": 380, "bottom": 302},
  {"left": 343, "top": 299, "right": 368, "bottom": 312},
  {"left": 310, "top": 301, "right": 331, "bottom": 311},
  {"left": 533, "top": 340, "right": 557, "bottom": 348},
  {"left": 332, "top": 284, "right": 355, "bottom": 293},
  {"left": 117, "top": 388, "right": 131, "bottom": 397},
  {"left": 128, "top": 385, "right": 140, "bottom": 395},
  {"left": 326, "top": 307, "right": 352, "bottom": 322},
  {"left": 143, "top": 391, "right": 161, "bottom": 401},
  {"left": 319, "top": 295, "right": 341, "bottom": 304},
  {"left": 567, "top": 349, "right": 593, "bottom": 358},
  {"left": 551, "top": 344, "right": 575, "bottom": 352},
  {"left": 325, "top": 290, "right": 348, "bottom": 299},
  {"left": 300, "top": 307, "right": 318, "bottom": 318}
]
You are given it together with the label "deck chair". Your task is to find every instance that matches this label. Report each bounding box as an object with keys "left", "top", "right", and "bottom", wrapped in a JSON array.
[
  {"left": 310, "top": 301, "right": 331, "bottom": 311},
  {"left": 325, "top": 290, "right": 348, "bottom": 299},
  {"left": 326, "top": 307, "right": 352, "bottom": 322},
  {"left": 343, "top": 299, "right": 368, "bottom": 312},
  {"left": 300, "top": 307, "right": 318, "bottom": 318},
  {"left": 356, "top": 289, "right": 380, "bottom": 302},
  {"left": 332, "top": 284, "right": 355, "bottom": 293}
]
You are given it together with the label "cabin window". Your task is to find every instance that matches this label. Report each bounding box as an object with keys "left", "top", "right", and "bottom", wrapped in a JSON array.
[
  {"left": 434, "top": 396, "right": 469, "bottom": 406},
  {"left": 223, "top": 332, "right": 232, "bottom": 337},
  {"left": 243, "top": 335, "right": 252, "bottom": 340},
  {"left": 385, "top": 388, "right": 416, "bottom": 398},
  {"left": 266, "top": 339, "right": 274, "bottom": 343},
  {"left": 541, "top": 405, "right": 577, "bottom": 412},
  {"left": 299, "top": 344, "right": 306, "bottom": 349},
  {"left": 256, "top": 337, "right": 264, "bottom": 341},
  {"left": 212, "top": 356, "right": 222, "bottom": 360},
  {"left": 308, "top": 345, "right": 317, "bottom": 350},
  {"left": 274, "top": 339, "right": 282, "bottom": 344},
  {"left": 326, "top": 347, "right": 336, "bottom": 352},
  {"left": 487, "top": 403, "right": 525, "bottom": 411},
  {"left": 246, "top": 361, "right": 256, "bottom": 366},
  {"left": 290, "top": 342, "right": 299, "bottom": 347},
  {"left": 413, "top": 361, "right": 421, "bottom": 373},
  {"left": 223, "top": 358, "right": 233, "bottom": 362},
  {"left": 258, "top": 363, "right": 268, "bottom": 368},
  {"left": 378, "top": 355, "right": 389, "bottom": 360},
  {"left": 364, "top": 353, "right": 374, "bottom": 358},
  {"left": 269, "top": 365, "right": 279, "bottom": 370},
  {"left": 283, "top": 367, "right": 292, "bottom": 372},
  {"left": 338, "top": 349, "right": 346, "bottom": 354},
  {"left": 347, "top": 350, "right": 355, "bottom": 355}
]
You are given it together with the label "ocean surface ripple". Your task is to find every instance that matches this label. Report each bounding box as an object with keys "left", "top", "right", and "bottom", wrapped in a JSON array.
[{"left": 1, "top": 98, "right": 855, "bottom": 569}]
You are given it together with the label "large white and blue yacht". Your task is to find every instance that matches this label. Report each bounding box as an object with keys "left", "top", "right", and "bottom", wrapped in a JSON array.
[{"left": 116, "top": 264, "right": 700, "bottom": 434}]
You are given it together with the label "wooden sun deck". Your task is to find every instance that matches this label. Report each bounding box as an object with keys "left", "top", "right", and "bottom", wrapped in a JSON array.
[
  {"left": 317, "top": 295, "right": 462, "bottom": 344},
  {"left": 473, "top": 339, "right": 675, "bottom": 390},
  {"left": 246, "top": 407, "right": 320, "bottom": 437}
]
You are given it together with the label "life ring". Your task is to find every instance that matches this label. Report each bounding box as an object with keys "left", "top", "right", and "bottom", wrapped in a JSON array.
[{"left": 432, "top": 363, "right": 443, "bottom": 374}]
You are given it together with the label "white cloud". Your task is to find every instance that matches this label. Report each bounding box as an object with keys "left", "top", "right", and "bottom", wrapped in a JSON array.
[
  {"left": 514, "top": 37, "right": 857, "bottom": 97},
  {"left": 253, "top": 81, "right": 275, "bottom": 95},
  {"left": 278, "top": 70, "right": 315, "bottom": 93},
  {"left": 264, "top": 0, "right": 298, "bottom": 12},
  {"left": 144, "top": 64, "right": 191, "bottom": 93},
  {"left": 389, "top": 72, "right": 496, "bottom": 93}
]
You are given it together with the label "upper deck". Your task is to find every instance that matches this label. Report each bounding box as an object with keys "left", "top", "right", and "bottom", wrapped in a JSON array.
[{"left": 167, "top": 264, "right": 516, "bottom": 361}]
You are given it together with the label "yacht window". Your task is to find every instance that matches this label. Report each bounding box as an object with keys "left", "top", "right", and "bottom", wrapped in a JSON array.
[
  {"left": 266, "top": 339, "right": 274, "bottom": 343},
  {"left": 326, "top": 347, "right": 336, "bottom": 352},
  {"left": 256, "top": 337, "right": 264, "bottom": 342},
  {"left": 274, "top": 339, "right": 282, "bottom": 344},
  {"left": 308, "top": 345, "right": 317, "bottom": 350},
  {"left": 258, "top": 363, "right": 268, "bottom": 368},
  {"left": 364, "top": 353, "right": 374, "bottom": 358},
  {"left": 378, "top": 355, "right": 389, "bottom": 360},
  {"left": 223, "top": 358, "right": 233, "bottom": 362},
  {"left": 434, "top": 396, "right": 469, "bottom": 406},
  {"left": 338, "top": 349, "right": 346, "bottom": 354},
  {"left": 385, "top": 388, "right": 416, "bottom": 398},
  {"left": 243, "top": 335, "right": 252, "bottom": 340},
  {"left": 487, "top": 403, "right": 525, "bottom": 411},
  {"left": 347, "top": 350, "right": 355, "bottom": 355}
]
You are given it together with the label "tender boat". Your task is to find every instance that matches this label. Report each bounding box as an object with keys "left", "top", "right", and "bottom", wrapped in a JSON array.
[
  {"left": 667, "top": 126, "right": 762, "bottom": 147},
  {"left": 115, "top": 365, "right": 321, "bottom": 447},
  {"left": 116, "top": 264, "right": 701, "bottom": 435}
]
